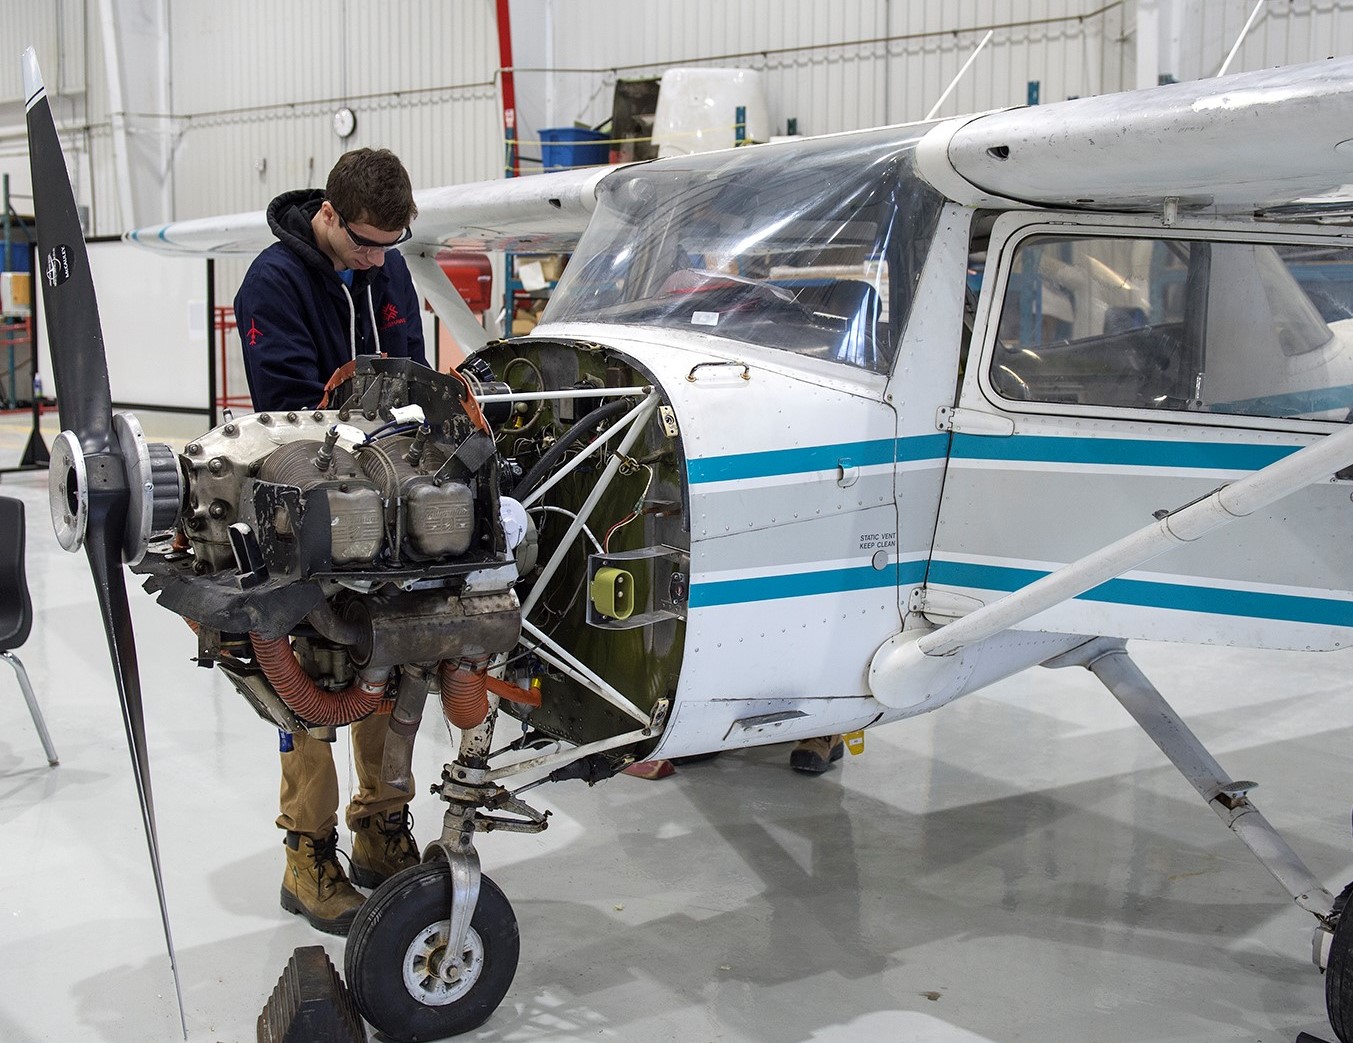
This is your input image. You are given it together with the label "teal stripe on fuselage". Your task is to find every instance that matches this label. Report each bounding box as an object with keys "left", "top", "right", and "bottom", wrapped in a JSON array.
[
  {"left": 687, "top": 433, "right": 949, "bottom": 484},
  {"left": 686, "top": 432, "right": 1304, "bottom": 483},
  {"left": 689, "top": 560, "right": 928, "bottom": 608},
  {"left": 686, "top": 554, "right": 1353, "bottom": 622},
  {"left": 950, "top": 433, "right": 1298, "bottom": 471},
  {"left": 929, "top": 560, "right": 1353, "bottom": 628}
]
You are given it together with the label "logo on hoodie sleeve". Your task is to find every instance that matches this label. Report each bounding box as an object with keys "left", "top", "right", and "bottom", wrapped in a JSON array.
[{"left": 246, "top": 318, "right": 262, "bottom": 346}]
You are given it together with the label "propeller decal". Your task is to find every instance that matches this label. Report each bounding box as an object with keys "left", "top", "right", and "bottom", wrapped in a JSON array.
[{"left": 43, "top": 244, "right": 73, "bottom": 286}]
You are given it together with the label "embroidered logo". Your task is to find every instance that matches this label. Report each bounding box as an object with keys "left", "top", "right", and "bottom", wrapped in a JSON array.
[
  {"left": 247, "top": 318, "right": 261, "bottom": 346},
  {"left": 380, "top": 302, "right": 407, "bottom": 330}
]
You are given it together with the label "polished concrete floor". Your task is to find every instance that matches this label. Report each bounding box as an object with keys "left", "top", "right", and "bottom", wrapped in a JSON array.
[{"left": 3, "top": 412, "right": 1353, "bottom": 1042}]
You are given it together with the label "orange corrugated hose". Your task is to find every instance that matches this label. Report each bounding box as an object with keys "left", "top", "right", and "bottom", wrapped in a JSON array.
[
  {"left": 250, "top": 633, "right": 388, "bottom": 725},
  {"left": 440, "top": 661, "right": 489, "bottom": 729}
]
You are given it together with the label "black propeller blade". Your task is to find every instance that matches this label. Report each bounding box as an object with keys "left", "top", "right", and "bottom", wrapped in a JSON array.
[{"left": 23, "top": 47, "right": 187, "bottom": 1036}]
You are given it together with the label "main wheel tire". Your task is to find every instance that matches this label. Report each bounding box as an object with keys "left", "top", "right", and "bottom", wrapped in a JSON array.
[
  {"left": 1326, "top": 883, "right": 1353, "bottom": 1043},
  {"left": 345, "top": 862, "right": 519, "bottom": 1042}
]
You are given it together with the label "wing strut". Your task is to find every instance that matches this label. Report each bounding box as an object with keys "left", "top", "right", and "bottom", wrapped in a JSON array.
[{"left": 23, "top": 47, "right": 187, "bottom": 1037}]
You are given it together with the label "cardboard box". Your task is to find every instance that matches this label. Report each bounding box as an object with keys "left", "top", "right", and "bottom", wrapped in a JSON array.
[{"left": 2, "top": 271, "right": 31, "bottom": 316}]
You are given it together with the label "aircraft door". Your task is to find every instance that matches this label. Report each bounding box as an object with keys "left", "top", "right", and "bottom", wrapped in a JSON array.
[{"left": 927, "top": 211, "right": 1353, "bottom": 651}]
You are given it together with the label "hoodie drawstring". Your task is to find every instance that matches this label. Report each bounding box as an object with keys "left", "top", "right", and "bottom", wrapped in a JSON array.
[
  {"left": 339, "top": 281, "right": 358, "bottom": 362},
  {"left": 366, "top": 284, "right": 380, "bottom": 348}
]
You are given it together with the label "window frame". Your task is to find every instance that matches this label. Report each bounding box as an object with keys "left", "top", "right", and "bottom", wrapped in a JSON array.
[{"left": 971, "top": 210, "right": 1353, "bottom": 433}]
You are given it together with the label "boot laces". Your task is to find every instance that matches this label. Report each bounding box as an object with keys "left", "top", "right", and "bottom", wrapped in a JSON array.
[
  {"left": 376, "top": 807, "right": 418, "bottom": 861},
  {"left": 309, "top": 830, "right": 352, "bottom": 897}
]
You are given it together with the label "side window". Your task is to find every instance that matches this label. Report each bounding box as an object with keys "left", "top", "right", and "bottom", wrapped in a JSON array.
[{"left": 989, "top": 233, "right": 1353, "bottom": 421}]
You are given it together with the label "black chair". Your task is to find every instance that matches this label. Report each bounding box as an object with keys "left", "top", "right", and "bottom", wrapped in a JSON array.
[{"left": 0, "top": 496, "right": 58, "bottom": 766}]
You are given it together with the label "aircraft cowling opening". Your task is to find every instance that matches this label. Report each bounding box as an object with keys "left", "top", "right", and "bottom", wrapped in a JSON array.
[{"left": 473, "top": 337, "right": 689, "bottom": 774}]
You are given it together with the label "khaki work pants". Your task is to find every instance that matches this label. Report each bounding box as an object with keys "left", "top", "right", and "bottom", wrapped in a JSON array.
[{"left": 276, "top": 714, "right": 413, "bottom": 837}]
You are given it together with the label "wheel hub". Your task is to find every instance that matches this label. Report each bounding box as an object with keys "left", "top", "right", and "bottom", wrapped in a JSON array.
[{"left": 403, "top": 921, "right": 484, "bottom": 1005}]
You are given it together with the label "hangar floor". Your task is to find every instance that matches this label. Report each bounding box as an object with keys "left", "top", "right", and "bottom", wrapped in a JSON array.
[{"left": 2, "top": 411, "right": 1353, "bottom": 1043}]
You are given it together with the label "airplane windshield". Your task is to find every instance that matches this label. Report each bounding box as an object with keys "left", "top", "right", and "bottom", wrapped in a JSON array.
[{"left": 545, "top": 129, "right": 944, "bottom": 374}]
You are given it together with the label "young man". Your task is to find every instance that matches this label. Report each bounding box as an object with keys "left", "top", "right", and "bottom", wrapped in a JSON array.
[{"left": 234, "top": 148, "right": 427, "bottom": 934}]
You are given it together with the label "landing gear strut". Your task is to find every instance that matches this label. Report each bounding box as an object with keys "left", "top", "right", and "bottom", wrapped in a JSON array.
[
  {"left": 1048, "top": 638, "right": 1346, "bottom": 1040},
  {"left": 345, "top": 699, "right": 549, "bottom": 1041}
]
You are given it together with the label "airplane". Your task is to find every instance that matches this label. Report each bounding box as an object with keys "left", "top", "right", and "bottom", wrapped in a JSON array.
[{"left": 24, "top": 42, "right": 1353, "bottom": 1042}]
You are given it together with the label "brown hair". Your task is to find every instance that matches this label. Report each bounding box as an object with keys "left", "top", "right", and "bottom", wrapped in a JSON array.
[{"left": 325, "top": 148, "right": 418, "bottom": 230}]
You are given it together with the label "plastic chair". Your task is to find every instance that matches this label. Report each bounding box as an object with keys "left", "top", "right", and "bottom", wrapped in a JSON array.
[{"left": 0, "top": 496, "right": 58, "bottom": 766}]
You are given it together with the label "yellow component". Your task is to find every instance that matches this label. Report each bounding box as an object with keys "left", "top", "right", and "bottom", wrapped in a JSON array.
[
  {"left": 591, "top": 566, "right": 634, "bottom": 620},
  {"left": 844, "top": 730, "right": 865, "bottom": 756},
  {"left": 1, "top": 271, "right": 31, "bottom": 315}
]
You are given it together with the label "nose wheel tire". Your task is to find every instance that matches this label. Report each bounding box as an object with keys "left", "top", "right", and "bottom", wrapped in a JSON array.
[
  {"left": 345, "top": 862, "right": 519, "bottom": 1042},
  {"left": 1328, "top": 884, "right": 1353, "bottom": 1043}
]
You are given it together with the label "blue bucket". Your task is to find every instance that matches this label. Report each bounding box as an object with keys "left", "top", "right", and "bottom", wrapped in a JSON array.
[{"left": 540, "top": 127, "right": 610, "bottom": 171}]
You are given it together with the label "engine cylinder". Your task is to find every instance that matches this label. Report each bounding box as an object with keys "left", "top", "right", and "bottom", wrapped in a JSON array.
[{"left": 256, "top": 440, "right": 384, "bottom": 565}]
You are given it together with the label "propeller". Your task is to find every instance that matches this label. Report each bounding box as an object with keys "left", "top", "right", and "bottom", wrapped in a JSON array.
[{"left": 23, "top": 48, "right": 188, "bottom": 1036}]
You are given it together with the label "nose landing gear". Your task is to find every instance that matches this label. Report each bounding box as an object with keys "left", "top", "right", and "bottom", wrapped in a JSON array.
[
  {"left": 345, "top": 863, "right": 519, "bottom": 1042},
  {"left": 1322, "top": 883, "right": 1353, "bottom": 1042},
  {"left": 345, "top": 704, "right": 549, "bottom": 1041}
]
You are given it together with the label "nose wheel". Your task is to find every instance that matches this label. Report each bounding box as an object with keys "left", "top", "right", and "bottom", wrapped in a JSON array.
[
  {"left": 1326, "top": 883, "right": 1353, "bottom": 1043},
  {"left": 345, "top": 862, "right": 519, "bottom": 1042}
]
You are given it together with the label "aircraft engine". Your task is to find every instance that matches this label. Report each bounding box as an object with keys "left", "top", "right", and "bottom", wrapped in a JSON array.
[{"left": 126, "top": 357, "right": 525, "bottom": 758}]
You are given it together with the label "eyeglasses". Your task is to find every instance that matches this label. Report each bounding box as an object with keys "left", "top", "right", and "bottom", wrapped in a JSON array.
[{"left": 334, "top": 208, "right": 412, "bottom": 252}]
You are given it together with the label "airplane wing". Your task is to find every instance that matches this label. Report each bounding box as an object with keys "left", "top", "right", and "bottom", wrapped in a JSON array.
[
  {"left": 918, "top": 55, "right": 1353, "bottom": 213},
  {"left": 125, "top": 163, "right": 620, "bottom": 257},
  {"left": 130, "top": 56, "right": 1353, "bottom": 267},
  {"left": 127, "top": 163, "right": 622, "bottom": 354}
]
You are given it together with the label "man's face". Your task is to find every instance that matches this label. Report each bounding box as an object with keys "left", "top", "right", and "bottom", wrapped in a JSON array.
[{"left": 321, "top": 201, "right": 409, "bottom": 271}]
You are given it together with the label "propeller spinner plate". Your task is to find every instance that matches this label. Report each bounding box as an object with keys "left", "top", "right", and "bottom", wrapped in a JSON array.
[
  {"left": 48, "top": 430, "right": 89, "bottom": 552},
  {"left": 113, "top": 411, "right": 184, "bottom": 565}
]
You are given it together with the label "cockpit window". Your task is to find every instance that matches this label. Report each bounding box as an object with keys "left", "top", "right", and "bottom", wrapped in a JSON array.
[
  {"left": 545, "top": 131, "right": 944, "bottom": 374},
  {"left": 989, "top": 233, "right": 1353, "bottom": 421}
]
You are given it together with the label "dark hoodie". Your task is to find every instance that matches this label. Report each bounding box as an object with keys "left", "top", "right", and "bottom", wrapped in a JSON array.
[{"left": 234, "top": 188, "right": 428, "bottom": 411}]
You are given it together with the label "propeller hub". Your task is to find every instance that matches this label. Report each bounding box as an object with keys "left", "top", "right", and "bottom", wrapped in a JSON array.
[
  {"left": 114, "top": 412, "right": 185, "bottom": 565},
  {"left": 48, "top": 430, "right": 89, "bottom": 552}
]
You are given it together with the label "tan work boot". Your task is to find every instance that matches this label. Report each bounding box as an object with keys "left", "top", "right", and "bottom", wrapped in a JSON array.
[
  {"left": 279, "top": 829, "right": 365, "bottom": 935},
  {"left": 789, "top": 735, "right": 845, "bottom": 774},
  {"left": 350, "top": 806, "right": 421, "bottom": 889}
]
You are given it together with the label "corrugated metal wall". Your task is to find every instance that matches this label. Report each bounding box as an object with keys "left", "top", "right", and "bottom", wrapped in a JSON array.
[
  {"left": 1172, "top": 0, "right": 1353, "bottom": 79},
  {"left": 0, "top": 0, "right": 1351, "bottom": 237},
  {"left": 167, "top": 0, "right": 502, "bottom": 220},
  {"left": 0, "top": 0, "right": 102, "bottom": 231},
  {"left": 536, "top": 0, "right": 1130, "bottom": 144}
]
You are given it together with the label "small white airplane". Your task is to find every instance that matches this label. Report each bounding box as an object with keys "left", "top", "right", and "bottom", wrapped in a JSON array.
[{"left": 27, "top": 44, "right": 1353, "bottom": 1042}]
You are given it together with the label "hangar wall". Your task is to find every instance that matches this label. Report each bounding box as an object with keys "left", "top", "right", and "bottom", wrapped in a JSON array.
[
  {"left": 1, "top": 1, "right": 1353, "bottom": 240},
  {"left": 165, "top": 1, "right": 503, "bottom": 227},
  {"left": 539, "top": 0, "right": 1130, "bottom": 139},
  {"left": 0, "top": 1, "right": 110, "bottom": 234}
]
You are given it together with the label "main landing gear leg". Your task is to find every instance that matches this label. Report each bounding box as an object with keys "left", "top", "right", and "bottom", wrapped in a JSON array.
[
  {"left": 1046, "top": 637, "right": 1352, "bottom": 1040},
  {"left": 1047, "top": 637, "right": 1335, "bottom": 918},
  {"left": 344, "top": 701, "right": 549, "bottom": 1042}
]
